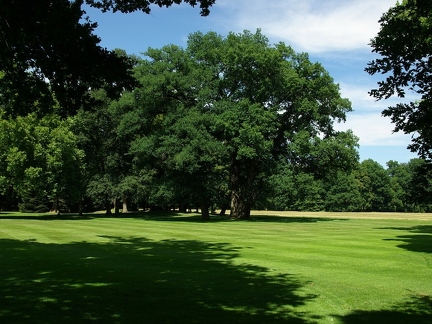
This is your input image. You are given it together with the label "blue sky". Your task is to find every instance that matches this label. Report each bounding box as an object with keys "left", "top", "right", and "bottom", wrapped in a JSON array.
[{"left": 83, "top": 0, "right": 419, "bottom": 167}]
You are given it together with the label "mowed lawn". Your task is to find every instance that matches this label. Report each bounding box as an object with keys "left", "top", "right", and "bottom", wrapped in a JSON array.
[{"left": 0, "top": 211, "right": 431, "bottom": 323}]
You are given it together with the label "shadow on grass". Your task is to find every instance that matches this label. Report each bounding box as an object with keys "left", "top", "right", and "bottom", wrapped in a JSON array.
[
  {"left": 0, "top": 211, "right": 347, "bottom": 224},
  {"left": 337, "top": 294, "right": 432, "bottom": 324},
  {"left": 136, "top": 212, "right": 347, "bottom": 224},
  {"left": 247, "top": 215, "right": 348, "bottom": 223},
  {"left": 0, "top": 236, "right": 317, "bottom": 323},
  {"left": 0, "top": 211, "right": 185, "bottom": 221},
  {"left": 0, "top": 214, "right": 91, "bottom": 220},
  {"left": 381, "top": 225, "right": 432, "bottom": 254}
]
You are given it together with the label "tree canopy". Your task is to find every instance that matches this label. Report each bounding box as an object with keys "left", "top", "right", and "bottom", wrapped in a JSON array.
[
  {"left": 127, "top": 30, "right": 354, "bottom": 219},
  {"left": 366, "top": 0, "right": 432, "bottom": 160},
  {"left": 0, "top": 0, "right": 215, "bottom": 117},
  {"left": 86, "top": 0, "right": 215, "bottom": 15}
]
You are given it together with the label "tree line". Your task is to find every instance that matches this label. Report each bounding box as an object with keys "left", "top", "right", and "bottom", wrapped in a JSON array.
[
  {"left": 1, "top": 1, "right": 432, "bottom": 219},
  {"left": 1, "top": 30, "right": 431, "bottom": 218}
]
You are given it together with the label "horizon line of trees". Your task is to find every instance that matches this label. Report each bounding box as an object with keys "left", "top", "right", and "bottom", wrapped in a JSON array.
[{"left": 1, "top": 29, "right": 432, "bottom": 218}]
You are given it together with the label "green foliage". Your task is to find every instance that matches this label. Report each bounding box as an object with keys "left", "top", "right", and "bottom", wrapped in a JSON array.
[
  {"left": 0, "top": 114, "right": 85, "bottom": 212},
  {"left": 406, "top": 158, "right": 432, "bottom": 211},
  {"left": 72, "top": 89, "right": 144, "bottom": 213},
  {"left": 354, "top": 159, "right": 393, "bottom": 211},
  {"left": 324, "top": 171, "right": 362, "bottom": 212},
  {"left": 291, "top": 173, "right": 324, "bottom": 211},
  {"left": 129, "top": 30, "right": 352, "bottom": 218},
  {"left": 86, "top": 0, "right": 215, "bottom": 15},
  {"left": 18, "top": 195, "right": 50, "bottom": 213},
  {"left": 0, "top": 0, "right": 137, "bottom": 117},
  {"left": 367, "top": 0, "right": 432, "bottom": 159}
]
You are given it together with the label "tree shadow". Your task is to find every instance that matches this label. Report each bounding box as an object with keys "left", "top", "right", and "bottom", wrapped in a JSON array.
[
  {"left": 337, "top": 294, "right": 432, "bottom": 324},
  {"left": 136, "top": 212, "right": 347, "bottom": 224},
  {"left": 380, "top": 225, "right": 432, "bottom": 254},
  {"left": 0, "top": 214, "right": 92, "bottom": 220},
  {"left": 247, "top": 215, "right": 348, "bottom": 223},
  {"left": 0, "top": 236, "right": 317, "bottom": 323},
  {"left": 0, "top": 211, "right": 347, "bottom": 224}
]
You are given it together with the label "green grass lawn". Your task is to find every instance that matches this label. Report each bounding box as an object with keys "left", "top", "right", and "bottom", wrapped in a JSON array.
[{"left": 0, "top": 211, "right": 431, "bottom": 323}]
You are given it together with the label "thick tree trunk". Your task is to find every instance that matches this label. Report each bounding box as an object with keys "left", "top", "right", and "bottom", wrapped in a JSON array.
[
  {"left": 105, "top": 196, "right": 112, "bottom": 215},
  {"left": 230, "top": 190, "right": 251, "bottom": 219},
  {"left": 114, "top": 198, "right": 120, "bottom": 215},
  {"left": 52, "top": 196, "right": 60, "bottom": 215},
  {"left": 200, "top": 200, "right": 210, "bottom": 221},
  {"left": 229, "top": 158, "right": 256, "bottom": 219},
  {"left": 179, "top": 203, "right": 187, "bottom": 213},
  {"left": 122, "top": 197, "right": 128, "bottom": 213}
]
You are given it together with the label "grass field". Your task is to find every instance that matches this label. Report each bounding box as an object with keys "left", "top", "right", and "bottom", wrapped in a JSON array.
[{"left": 0, "top": 210, "right": 431, "bottom": 323}]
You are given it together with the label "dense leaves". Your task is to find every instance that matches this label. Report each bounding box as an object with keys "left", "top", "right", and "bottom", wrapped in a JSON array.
[
  {"left": 2, "top": 15, "right": 431, "bottom": 215},
  {"left": 0, "top": 0, "right": 138, "bottom": 117},
  {"left": 0, "top": 114, "right": 84, "bottom": 212},
  {"left": 86, "top": 0, "right": 215, "bottom": 15},
  {"left": 126, "top": 30, "right": 353, "bottom": 219},
  {"left": 366, "top": 0, "right": 432, "bottom": 159},
  {"left": 0, "top": 0, "right": 214, "bottom": 117}
]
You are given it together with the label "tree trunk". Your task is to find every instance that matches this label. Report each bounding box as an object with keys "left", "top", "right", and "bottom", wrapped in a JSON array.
[
  {"left": 230, "top": 189, "right": 251, "bottom": 219},
  {"left": 52, "top": 196, "right": 60, "bottom": 215},
  {"left": 219, "top": 203, "right": 228, "bottom": 215},
  {"left": 122, "top": 197, "right": 128, "bottom": 213},
  {"left": 200, "top": 200, "right": 210, "bottom": 221},
  {"left": 179, "top": 203, "right": 187, "bottom": 213},
  {"left": 105, "top": 196, "right": 112, "bottom": 215},
  {"left": 114, "top": 198, "right": 120, "bottom": 215},
  {"left": 229, "top": 158, "right": 256, "bottom": 219}
]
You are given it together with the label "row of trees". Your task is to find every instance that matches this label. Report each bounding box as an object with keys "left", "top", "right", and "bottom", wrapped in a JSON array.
[
  {"left": 1, "top": 29, "right": 431, "bottom": 218},
  {"left": 1, "top": 107, "right": 430, "bottom": 214},
  {"left": 269, "top": 158, "right": 432, "bottom": 212},
  {"left": 2, "top": 1, "right": 432, "bottom": 218}
]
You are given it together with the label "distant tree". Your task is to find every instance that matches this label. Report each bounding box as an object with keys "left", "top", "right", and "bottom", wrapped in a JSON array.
[
  {"left": 355, "top": 159, "right": 393, "bottom": 211},
  {"left": 268, "top": 130, "right": 360, "bottom": 212},
  {"left": 72, "top": 89, "right": 140, "bottom": 214},
  {"left": 387, "top": 160, "right": 408, "bottom": 211},
  {"left": 267, "top": 163, "right": 296, "bottom": 211},
  {"left": 291, "top": 173, "right": 324, "bottom": 211},
  {"left": 324, "top": 171, "right": 362, "bottom": 212},
  {"left": 0, "top": 114, "right": 84, "bottom": 212},
  {"left": 366, "top": 0, "right": 432, "bottom": 159}
]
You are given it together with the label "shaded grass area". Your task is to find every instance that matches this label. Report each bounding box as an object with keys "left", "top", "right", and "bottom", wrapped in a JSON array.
[
  {"left": 0, "top": 237, "right": 312, "bottom": 323},
  {"left": 0, "top": 211, "right": 431, "bottom": 323},
  {"left": 337, "top": 295, "right": 432, "bottom": 324}
]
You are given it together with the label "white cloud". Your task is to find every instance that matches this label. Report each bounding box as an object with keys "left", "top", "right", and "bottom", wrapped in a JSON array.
[
  {"left": 216, "top": 0, "right": 397, "bottom": 53},
  {"left": 335, "top": 113, "right": 414, "bottom": 147},
  {"left": 339, "top": 83, "right": 378, "bottom": 111}
]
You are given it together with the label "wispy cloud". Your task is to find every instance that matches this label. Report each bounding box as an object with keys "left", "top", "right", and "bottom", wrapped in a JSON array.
[
  {"left": 216, "top": 0, "right": 397, "bottom": 53},
  {"left": 335, "top": 112, "right": 413, "bottom": 147}
]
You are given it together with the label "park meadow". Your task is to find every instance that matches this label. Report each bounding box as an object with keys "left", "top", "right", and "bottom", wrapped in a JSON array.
[{"left": 0, "top": 210, "right": 430, "bottom": 323}]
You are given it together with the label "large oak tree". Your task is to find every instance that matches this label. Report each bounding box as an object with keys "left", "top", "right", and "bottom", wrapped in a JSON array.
[{"left": 131, "top": 30, "right": 352, "bottom": 219}]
